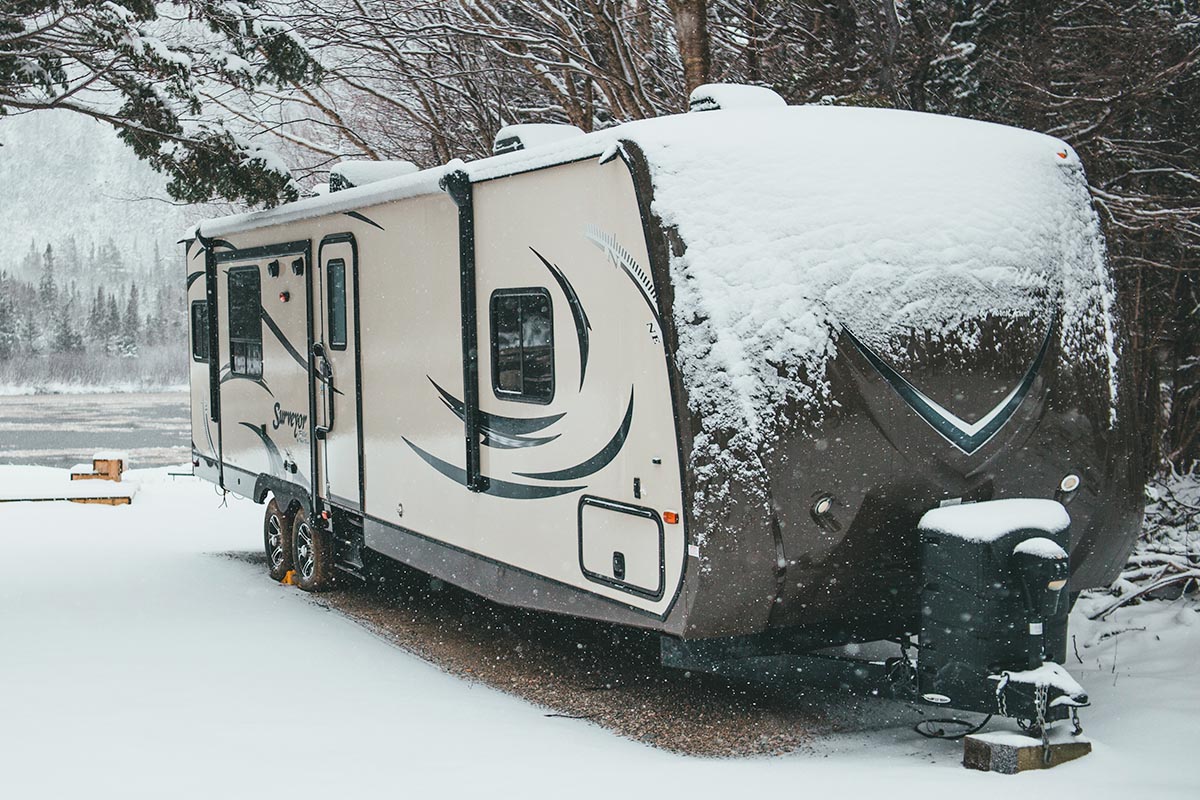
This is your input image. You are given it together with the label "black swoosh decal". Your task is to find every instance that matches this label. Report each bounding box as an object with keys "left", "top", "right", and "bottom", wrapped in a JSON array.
[
  {"left": 531, "top": 247, "right": 590, "bottom": 389},
  {"left": 403, "top": 438, "right": 585, "bottom": 499},
  {"left": 238, "top": 421, "right": 285, "bottom": 476},
  {"left": 260, "top": 307, "right": 307, "bottom": 372},
  {"left": 842, "top": 323, "right": 1053, "bottom": 454},
  {"left": 195, "top": 233, "right": 237, "bottom": 255},
  {"left": 187, "top": 270, "right": 204, "bottom": 290},
  {"left": 219, "top": 364, "right": 274, "bottom": 397},
  {"left": 344, "top": 211, "right": 385, "bottom": 231},
  {"left": 430, "top": 378, "right": 563, "bottom": 437},
  {"left": 516, "top": 388, "right": 634, "bottom": 481},
  {"left": 260, "top": 306, "right": 342, "bottom": 395}
]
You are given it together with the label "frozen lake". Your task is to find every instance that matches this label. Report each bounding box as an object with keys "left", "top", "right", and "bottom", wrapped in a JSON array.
[{"left": 0, "top": 392, "right": 189, "bottom": 468}]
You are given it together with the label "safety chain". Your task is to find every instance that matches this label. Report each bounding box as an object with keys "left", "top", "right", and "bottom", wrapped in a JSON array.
[
  {"left": 994, "top": 672, "right": 1010, "bottom": 718},
  {"left": 1070, "top": 705, "right": 1084, "bottom": 736},
  {"left": 1034, "top": 682, "right": 1051, "bottom": 765}
]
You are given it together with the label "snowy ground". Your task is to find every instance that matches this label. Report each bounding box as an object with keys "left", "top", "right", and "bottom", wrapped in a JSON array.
[{"left": 0, "top": 467, "right": 1195, "bottom": 798}]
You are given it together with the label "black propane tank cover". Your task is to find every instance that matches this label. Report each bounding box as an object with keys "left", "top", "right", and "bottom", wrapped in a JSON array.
[{"left": 916, "top": 499, "right": 1071, "bottom": 717}]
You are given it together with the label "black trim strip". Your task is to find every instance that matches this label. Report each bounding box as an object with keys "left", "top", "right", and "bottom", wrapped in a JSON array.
[
  {"left": 441, "top": 169, "right": 487, "bottom": 492},
  {"left": 343, "top": 210, "right": 385, "bottom": 231},
  {"left": 212, "top": 240, "right": 308, "bottom": 264},
  {"left": 403, "top": 438, "right": 585, "bottom": 499},
  {"left": 531, "top": 247, "right": 590, "bottom": 390},
  {"left": 618, "top": 139, "right": 694, "bottom": 631},
  {"left": 515, "top": 388, "right": 634, "bottom": 481},
  {"left": 841, "top": 322, "right": 1054, "bottom": 455}
]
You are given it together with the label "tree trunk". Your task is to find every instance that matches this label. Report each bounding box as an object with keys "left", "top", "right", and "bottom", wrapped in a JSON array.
[{"left": 668, "top": 0, "right": 712, "bottom": 95}]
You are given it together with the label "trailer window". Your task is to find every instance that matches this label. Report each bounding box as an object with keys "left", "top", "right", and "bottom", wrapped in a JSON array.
[
  {"left": 228, "top": 267, "right": 263, "bottom": 378},
  {"left": 491, "top": 288, "right": 554, "bottom": 404},
  {"left": 191, "top": 301, "right": 209, "bottom": 362},
  {"left": 327, "top": 258, "right": 347, "bottom": 350}
]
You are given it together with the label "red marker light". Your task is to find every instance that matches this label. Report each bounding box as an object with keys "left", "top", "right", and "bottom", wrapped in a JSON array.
[{"left": 279, "top": 291, "right": 290, "bottom": 302}]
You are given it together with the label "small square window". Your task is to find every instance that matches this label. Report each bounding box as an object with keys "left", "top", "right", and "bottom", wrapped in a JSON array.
[
  {"left": 191, "top": 300, "right": 209, "bottom": 363},
  {"left": 491, "top": 288, "right": 554, "bottom": 404}
]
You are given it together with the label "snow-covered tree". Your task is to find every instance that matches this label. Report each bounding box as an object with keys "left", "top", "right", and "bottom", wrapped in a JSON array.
[
  {"left": 0, "top": 271, "right": 17, "bottom": 359},
  {"left": 37, "top": 243, "right": 57, "bottom": 309},
  {"left": 0, "top": 1, "right": 322, "bottom": 207}
]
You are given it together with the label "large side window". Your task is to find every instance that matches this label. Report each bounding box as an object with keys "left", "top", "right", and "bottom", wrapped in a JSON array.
[
  {"left": 190, "top": 300, "right": 209, "bottom": 362},
  {"left": 228, "top": 267, "right": 263, "bottom": 378},
  {"left": 491, "top": 288, "right": 554, "bottom": 404},
  {"left": 327, "top": 258, "right": 347, "bottom": 350}
]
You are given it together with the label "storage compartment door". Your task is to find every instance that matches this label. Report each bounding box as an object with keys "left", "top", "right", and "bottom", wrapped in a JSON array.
[{"left": 579, "top": 497, "right": 664, "bottom": 600}]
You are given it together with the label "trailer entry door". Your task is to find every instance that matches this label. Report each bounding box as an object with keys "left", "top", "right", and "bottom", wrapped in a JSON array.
[{"left": 314, "top": 235, "right": 363, "bottom": 510}]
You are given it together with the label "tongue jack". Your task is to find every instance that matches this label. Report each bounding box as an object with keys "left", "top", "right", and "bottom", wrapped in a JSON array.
[{"left": 1011, "top": 537, "right": 1070, "bottom": 668}]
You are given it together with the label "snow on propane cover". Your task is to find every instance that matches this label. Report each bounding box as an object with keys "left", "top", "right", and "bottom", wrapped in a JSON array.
[{"left": 626, "top": 105, "right": 1118, "bottom": 514}]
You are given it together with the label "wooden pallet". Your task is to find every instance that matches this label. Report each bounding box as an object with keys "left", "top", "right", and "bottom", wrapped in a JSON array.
[
  {"left": 70, "top": 457, "right": 124, "bottom": 482},
  {"left": 1, "top": 458, "right": 135, "bottom": 505}
]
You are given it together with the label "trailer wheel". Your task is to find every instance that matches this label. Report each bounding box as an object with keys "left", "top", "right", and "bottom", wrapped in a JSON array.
[
  {"left": 292, "top": 512, "right": 333, "bottom": 592},
  {"left": 263, "top": 498, "right": 294, "bottom": 582}
]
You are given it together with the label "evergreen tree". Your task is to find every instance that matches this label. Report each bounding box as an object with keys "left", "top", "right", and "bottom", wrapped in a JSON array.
[
  {"left": 53, "top": 297, "right": 84, "bottom": 353},
  {"left": 0, "top": 272, "right": 17, "bottom": 360},
  {"left": 121, "top": 282, "right": 141, "bottom": 357},
  {"left": 105, "top": 293, "right": 121, "bottom": 356},
  {"left": 88, "top": 287, "right": 105, "bottom": 348},
  {"left": 38, "top": 244, "right": 58, "bottom": 309}
]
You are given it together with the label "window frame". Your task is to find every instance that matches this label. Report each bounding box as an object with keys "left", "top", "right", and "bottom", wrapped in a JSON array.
[
  {"left": 227, "top": 265, "right": 263, "bottom": 379},
  {"left": 190, "top": 300, "right": 210, "bottom": 363},
  {"left": 489, "top": 287, "right": 555, "bottom": 406},
  {"left": 326, "top": 257, "right": 348, "bottom": 351}
]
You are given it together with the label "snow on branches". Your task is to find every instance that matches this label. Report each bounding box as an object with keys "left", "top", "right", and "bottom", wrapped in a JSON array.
[{"left": 0, "top": 1, "right": 321, "bottom": 206}]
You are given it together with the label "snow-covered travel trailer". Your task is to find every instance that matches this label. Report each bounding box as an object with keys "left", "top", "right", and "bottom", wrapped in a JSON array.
[{"left": 187, "top": 86, "right": 1142, "bottom": 731}]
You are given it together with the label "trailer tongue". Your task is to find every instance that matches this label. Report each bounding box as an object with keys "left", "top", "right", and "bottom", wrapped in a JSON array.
[{"left": 663, "top": 498, "right": 1089, "bottom": 758}]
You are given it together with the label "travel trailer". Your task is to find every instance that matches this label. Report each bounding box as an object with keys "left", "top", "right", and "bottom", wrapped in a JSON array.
[{"left": 187, "top": 85, "right": 1142, "bottom": 732}]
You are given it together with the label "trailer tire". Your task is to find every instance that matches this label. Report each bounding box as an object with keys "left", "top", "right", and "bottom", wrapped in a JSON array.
[
  {"left": 292, "top": 511, "right": 333, "bottom": 592},
  {"left": 263, "top": 498, "right": 294, "bottom": 582}
]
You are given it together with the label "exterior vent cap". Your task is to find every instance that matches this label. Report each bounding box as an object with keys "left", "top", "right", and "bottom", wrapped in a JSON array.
[
  {"left": 328, "top": 160, "right": 419, "bottom": 192},
  {"left": 688, "top": 83, "right": 787, "bottom": 113},
  {"left": 493, "top": 123, "right": 585, "bottom": 155}
]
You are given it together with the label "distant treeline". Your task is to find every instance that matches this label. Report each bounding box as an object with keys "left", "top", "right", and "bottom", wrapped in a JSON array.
[{"left": 0, "top": 238, "right": 185, "bottom": 389}]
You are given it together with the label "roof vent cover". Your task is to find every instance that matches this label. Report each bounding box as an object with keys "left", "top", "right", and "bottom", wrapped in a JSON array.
[
  {"left": 688, "top": 83, "right": 787, "bottom": 113},
  {"left": 493, "top": 123, "right": 585, "bottom": 155},
  {"left": 328, "top": 160, "right": 419, "bottom": 192}
]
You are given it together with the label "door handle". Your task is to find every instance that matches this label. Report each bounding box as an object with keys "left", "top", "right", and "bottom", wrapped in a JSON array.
[{"left": 312, "top": 342, "right": 335, "bottom": 436}]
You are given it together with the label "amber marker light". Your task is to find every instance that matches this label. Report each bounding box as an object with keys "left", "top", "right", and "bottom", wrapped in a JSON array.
[{"left": 663, "top": 511, "right": 679, "bottom": 525}]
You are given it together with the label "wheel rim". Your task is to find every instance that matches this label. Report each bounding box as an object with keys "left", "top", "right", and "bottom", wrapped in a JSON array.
[
  {"left": 267, "top": 515, "right": 286, "bottom": 570},
  {"left": 297, "top": 520, "right": 315, "bottom": 579}
]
